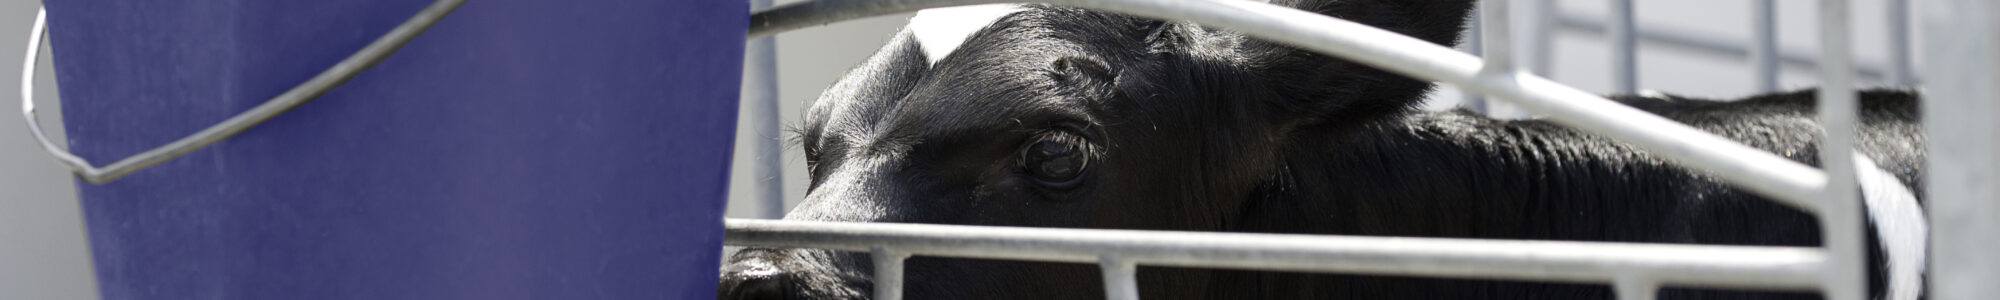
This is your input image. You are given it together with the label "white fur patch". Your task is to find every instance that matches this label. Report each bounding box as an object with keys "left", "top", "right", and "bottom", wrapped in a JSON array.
[
  {"left": 1636, "top": 89, "right": 1670, "bottom": 100},
  {"left": 908, "top": 4, "right": 1026, "bottom": 66},
  {"left": 1855, "top": 154, "right": 1926, "bottom": 300}
]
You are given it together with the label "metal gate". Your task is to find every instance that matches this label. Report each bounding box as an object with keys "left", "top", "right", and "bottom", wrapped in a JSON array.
[
  {"left": 727, "top": 0, "right": 2000, "bottom": 299},
  {"left": 16, "top": 0, "right": 1994, "bottom": 299}
]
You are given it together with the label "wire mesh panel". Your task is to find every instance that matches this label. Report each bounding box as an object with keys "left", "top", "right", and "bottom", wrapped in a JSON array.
[
  {"left": 715, "top": 0, "right": 1973, "bottom": 299},
  {"left": 12, "top": 0, "right": 1974, "bottom": 298}
]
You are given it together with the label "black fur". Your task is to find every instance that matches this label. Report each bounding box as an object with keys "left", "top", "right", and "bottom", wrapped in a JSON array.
[{"left": 720, "top": 2, "right": 1923, "bottom": 299}]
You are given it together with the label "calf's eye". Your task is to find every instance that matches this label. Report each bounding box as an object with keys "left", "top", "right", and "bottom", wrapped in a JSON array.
[{"left": 1021, "top": 137, "right": 1088, "bottom": 187}]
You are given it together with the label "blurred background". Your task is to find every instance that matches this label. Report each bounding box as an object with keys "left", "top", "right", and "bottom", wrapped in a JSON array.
[{"left": 1, "top": 0, "right": 1907, "bottom": 298}]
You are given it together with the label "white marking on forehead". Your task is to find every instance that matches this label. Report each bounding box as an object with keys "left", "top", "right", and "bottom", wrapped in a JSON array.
[{"left": 909, "top": 4, "right": 1026, "bottom": 66}]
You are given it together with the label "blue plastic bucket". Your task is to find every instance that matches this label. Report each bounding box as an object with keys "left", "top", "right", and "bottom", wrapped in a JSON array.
[{"left": 41, "top": 0, "right": 743, "bottom": 298}]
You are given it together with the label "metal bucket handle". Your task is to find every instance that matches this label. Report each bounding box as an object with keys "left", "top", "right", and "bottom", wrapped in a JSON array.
[{"left": 18, "top": 0, "right": 465, "bottom": 184}]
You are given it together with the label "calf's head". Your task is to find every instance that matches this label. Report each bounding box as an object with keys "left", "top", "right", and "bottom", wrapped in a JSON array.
[{"left": 721, "top": 1, "right": 1473, "bottom": 299}]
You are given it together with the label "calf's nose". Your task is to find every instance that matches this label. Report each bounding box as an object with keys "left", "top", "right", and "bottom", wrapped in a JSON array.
[{"left": 718, "top": 260, "right": 803, "bottom": 300}]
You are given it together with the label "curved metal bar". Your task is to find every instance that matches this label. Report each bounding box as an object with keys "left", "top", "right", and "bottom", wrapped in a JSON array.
[
  {"left": 19, "top": 0, "right": 465, "bottom": 184},
  {"left": 725, "top": 218, "right": 1827, "bottom": 291},
  {"left": 749, "top": 0, "right": 1830, "bottom": 212}
]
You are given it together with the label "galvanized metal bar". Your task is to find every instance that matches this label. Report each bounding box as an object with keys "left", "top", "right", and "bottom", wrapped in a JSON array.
[
  {"left": 872, "top": 247, "right": 908, "bottom": 300},
  {"left": 1463, "top": 3, "right": 1486, "bottom": 112},
  {"left": 1816, "top": 1, "right": 1864, "bottom": 300},
  {"left": 1608, "top": 0, "right": 1636, "bottom": 94},
  {"left": 1475, "top": 0, "right": 1514, "bottom": 116},
  {"left": 1750, "top": 0, "right": 1779, "bottom": 92},
  {"left": 724, "top": 219, "right": 1827, "bottom": 291},
  {"left": 748, "top": 0, "right": 1831, "bottom": 213},
  {"left": 1615, "top": 275, "right": 1658, "bottom": 300},
  {"left": 745, "top": 0, "right": 788, "bottom": 219},
  {"left": 1469, "top": 76, "right": 1828, "bottom": 210},
  {"left": 1885, "top": 0, "right": 1915, "bottom": 86},
  {"left": 1479, "top": 0, "right": 1516, "bottom": 74},
  {"left": 1100, "top": 256, "right": 1139, "bottom": 300},
  {"left": 1556, "top": 9, "right": 1893, "bottom": 83},
  {"left": 17, "top": 0, "right": 466, "bottom": 184},
  {"left": 1527, "top": 0, "right": 1555, "bottom": 77},
  {"left": 1920, "top": 0, "right": 2000, "bottom": 298}
]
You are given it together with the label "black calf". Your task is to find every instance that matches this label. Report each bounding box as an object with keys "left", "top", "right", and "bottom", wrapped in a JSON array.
[{"left": 721, "top": 1, "right": 1924, "bottom": 299}]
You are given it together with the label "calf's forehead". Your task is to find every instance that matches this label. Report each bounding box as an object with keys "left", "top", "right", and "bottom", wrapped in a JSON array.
[{"left": 813, "top": 6, "right": 1136, "bottom": 147}]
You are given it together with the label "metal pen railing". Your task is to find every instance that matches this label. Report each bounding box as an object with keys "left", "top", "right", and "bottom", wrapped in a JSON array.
[
  {"left": 1607, "top": 0, "right": 1635, "bottom": 94},
  {"left": 1885, "top": 0, "right": 1915, "bottom": 86},
  {"left": 1461, "top": 4, "right": 1486, "bottom": 111},
  {"left": 745, "top": 0, "right": 789, "bottom": 220},
  {"left": 1458, "top": 0, "right": 1914, "bottom": 113},
  {"left": 1751, "top": 0, "right": 1780, "bottom": 93},
  {"left": 726, "top": 219, "right": 1827, "bottom": 299},
  {"left": 3, "top": 0, "right": 1970, "bottom": 298},
  {"left": 1554, "top": 4, "right": 1902, "bottom": 86},
  {"left": 749, "top": 0, "right": 1833, "bottom": 219},
  {"left": 1814, "top": 2, "right": 1865, "bottom": 299},
  {"left": 727, "top": 0, "right": 1960, "bottom": 299},
  {"left": 1471, "top": 0, "right": 1513, "bottom": 114}
]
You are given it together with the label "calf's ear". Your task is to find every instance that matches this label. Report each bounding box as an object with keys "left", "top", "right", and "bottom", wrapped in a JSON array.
[
  {"left": 1242, "top": 0, "right": 1475, "bottom": 127},
  {"left": 803, "top": 30, "right": 932, "bottom": 142},
  {"left": 799, "top": 30, "right": 933, "bottom": 183}
]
